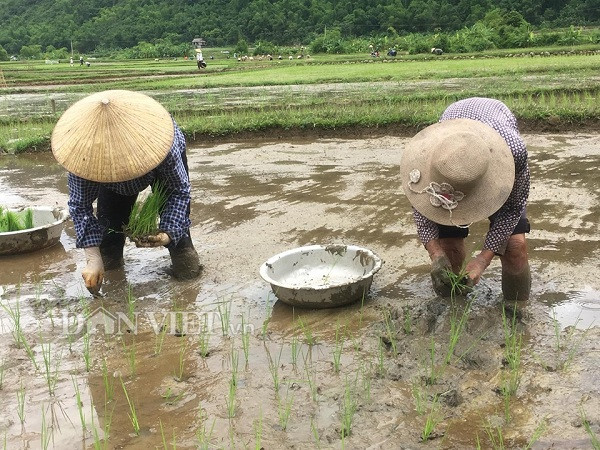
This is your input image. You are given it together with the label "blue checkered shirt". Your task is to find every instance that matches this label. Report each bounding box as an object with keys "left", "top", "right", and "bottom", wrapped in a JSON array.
[
  {"left": 413, "top": 97, "right": 530, "bottom": 254},
  {"left": 68, "top": 122, "right": 191, "bottom": 249}
]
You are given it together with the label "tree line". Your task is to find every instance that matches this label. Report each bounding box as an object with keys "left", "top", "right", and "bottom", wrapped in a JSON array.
[{"left": 0, "top": 0, "right": 599, "bottom": 57}]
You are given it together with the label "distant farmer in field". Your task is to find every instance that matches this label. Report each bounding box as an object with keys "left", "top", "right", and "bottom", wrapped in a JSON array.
[
  {"left": 196, "top": 49, "right": 206, "bottom": 69},
  {"left": 400, "top": 97, "right": 530, "bottom": 301},
  {"left": 51, "top": 90, "right": 202, "bottom": 295}
]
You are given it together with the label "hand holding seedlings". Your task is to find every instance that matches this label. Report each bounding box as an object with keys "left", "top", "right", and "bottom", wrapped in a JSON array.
[{"left": 132, "top": 231, "right": 171, "bottom": 247}]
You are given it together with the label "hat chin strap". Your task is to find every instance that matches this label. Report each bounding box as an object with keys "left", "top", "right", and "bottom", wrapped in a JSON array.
[{"left": 407, "top": 169, "right": 472, "bottom": 228}]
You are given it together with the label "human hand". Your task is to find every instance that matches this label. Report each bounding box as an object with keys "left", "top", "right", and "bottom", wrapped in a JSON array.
[
  {"left": 465, "top": 253, "right": 492, "bottom": 286},
  {"left": 430, "top": 254, "right": 453, "bottom": 297},
  {"left": 82, "top": 247, "right": 104, "bottom": 295},
  {"left": 133, "top": 232, "right": 171, "bottom": 248}
]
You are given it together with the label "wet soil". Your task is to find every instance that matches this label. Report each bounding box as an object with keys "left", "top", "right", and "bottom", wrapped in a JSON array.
[{"left": 0, "top": 132, "right": 599, "bottom": 449}]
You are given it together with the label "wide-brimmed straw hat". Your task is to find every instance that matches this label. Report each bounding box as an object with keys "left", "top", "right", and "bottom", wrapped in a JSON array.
[
  {"left": 51, "top": 90, "right": 174, "bottom": 183},
  {"left": 400, "top": 118, "right": 515, "bottom": 226}
]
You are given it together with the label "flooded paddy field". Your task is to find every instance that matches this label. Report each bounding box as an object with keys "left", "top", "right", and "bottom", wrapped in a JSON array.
[{"left": 0, "top": 132, "right": 599, "bottom": 449}]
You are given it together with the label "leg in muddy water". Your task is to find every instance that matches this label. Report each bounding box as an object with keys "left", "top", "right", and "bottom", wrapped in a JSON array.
[
  {"left": 500, "top": 234, "right": 531, "bottom": 302},
  {"left": 97, "top": 187, "right": 138, "bottom": 269},
  {"left": 168, "top": 234, "right": 202, "bottom": 280}
]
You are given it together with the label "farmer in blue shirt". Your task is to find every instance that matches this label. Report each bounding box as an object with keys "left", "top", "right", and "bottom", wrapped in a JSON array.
[{"left": 51, "top": 90, "right": 202, "bottom": 294}]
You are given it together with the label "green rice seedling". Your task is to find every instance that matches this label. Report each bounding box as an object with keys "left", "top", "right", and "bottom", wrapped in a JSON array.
[
  {"left": 198, "top": 314, "right": 211, "bottom": 358},
  {"left": 332, "top": 321, "right": 345, "bottom": 373},
  {"left": 101, "top": 358, "right": 114, "bottom": 403},
  {"left": 550, "top": 309, "right": 590, "bottom": 371},
  {"left": 359, "top": 362, "right": 373, "bottom": 403},
  {"left": 122, "top": 337, "right": 137, "bottom": 376},
  {"left": 383, "top": 309, "right": 398, "bottom": 354},
  {"left": 525, "top": 418, "right": 547, "bottom": 450},
  {"left": 91, "top": 401, "right": 114, "bottom": 450},
  {"left": 580, "top": 405, "right": 600, "bottom": 449},
  {"left": 0, "top": 296, "right": 23, "bottom": 348},
  {"left": 21, "top": 336, "right": 39, "bottom": 372},
  {"left": 230, "top": 345, "right": 239, "bottom": 388},
  {"left": 40, "top": 404, "right": 51, "bottom": 450},
  {"left": 172, "top": 299, "right": 184, "bottom": 336},
  {"left": 2, "top": 209, "right": 24, "bottom": 232},
  {"left": 445, "top": 266, "right": 470, "bottom": 299},
  {"left": 425, "top": 337, "right": 442, "bottom": 385},
  {"left": 241, "top": 315, "right": 250, "bottom": 364},
  {"left": 254, "top": 409, "right": 263, "bottom": 450},
  {"left": 277, "top": 388, "right": 294, "bottom": 431},
  {"left": 377, "top": 337, "right": 386, "bottom": 376},
  {"left": 72, "top": 376, "right": 86, "bottom": 432},
  {"left": 174, "top": 341, "right": 187, "bottom": 382},
  {"left": 311, "top": 417, "right": 321, "bottom": 449},
  {"left": 421, "top": 394, "right": 441, "bottom": 441},
  {"left": 154, "top": 319, "right": 169, "bottom": 356},
  {"left": 290, "top": 336, "right": 301, "bottom": 367},
  {"left": 161, "top": 387, "right": 185, "bottom": 405},
  {"left": 483, "top": 422, "right": 505, "bottom": 449},
  {"left": 40, "top": 337, "right": 60, "bottom": 395},
  {"left": 124, "top": 182, "right": 169, "bottom": 240},
  {"left": 340, "top": 376, "right": 358, "bottom": 438},
  {"left": 303, "top": 351, "right": 318, "bottom": 402},
  {"left": 17, "top": 382, "right": 26, "bottom": 425},
  {"left": 23, "top": 208, "right": 34, "bottom": 230},
  {"left": 120, "top": 377, "right": 140, "bottom": 435},
  {"left": 82, "top": 328, "right": 91, "bottom": 372},
  {"left": 196, "top": 405, "right": 216, "bottom": 449},
  {"left": 412, "top": 381, "right": 426, "bottom": 415},
  {"left": 501, "top": 307, "right": 522, "bottom": 396},
  {"left": 126, "top": 285, "right": 136, "bottom": 323},
  {"left": 266, "top": 344, "right": 283, "bottom": 393},
  {"left": 444, "top": 300, "right": 472, "bottom": 365},
  {"left": 225, "top": 377, "right": 237, "bottom": 419},
  {"left": 159, "top": 419, "right": 168, "bottom": 450},
  {"left": 296, "top": 316, "right": 317, "bottom": 346},
  {"left": 217, "top": 299, "right": 232, "bottom": 337}
]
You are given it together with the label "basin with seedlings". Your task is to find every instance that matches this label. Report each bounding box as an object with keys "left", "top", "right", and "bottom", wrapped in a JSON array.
[{"left": 0, "top": 206, "right": 69, "bottom": 255}]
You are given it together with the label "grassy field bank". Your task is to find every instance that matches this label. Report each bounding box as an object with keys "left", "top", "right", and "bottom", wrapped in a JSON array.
[{"left": 1, "top": 46, "right": 600, "bottom": 153}]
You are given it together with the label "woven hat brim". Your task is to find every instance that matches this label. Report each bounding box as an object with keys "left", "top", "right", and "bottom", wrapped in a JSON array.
[
  {"left": 400, "top": 119, "right": 515, "bottom": 226},
  {"left": 51, "top": 90, "right": 174, "bottom": 183}
]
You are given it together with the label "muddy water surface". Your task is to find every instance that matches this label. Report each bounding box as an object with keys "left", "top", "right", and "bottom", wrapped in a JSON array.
[{"left": 0, "top": 133, "right": 599, "bottom": 449}]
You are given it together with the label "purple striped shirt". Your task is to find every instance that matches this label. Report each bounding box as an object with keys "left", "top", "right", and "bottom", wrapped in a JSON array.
[
  {"left": 68, "top": 122, "right": 191, "bottom": 248},
  {"left": 413, "top": 97, "right": 530, "bottom": 254}
]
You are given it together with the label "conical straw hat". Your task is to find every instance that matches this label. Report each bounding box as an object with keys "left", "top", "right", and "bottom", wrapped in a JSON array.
[
  {"left": 400, "top": 118, "right": 515, "bottom": 226},
  {"left": 51, "top": 90, "right": 175, "bottom": 182}
]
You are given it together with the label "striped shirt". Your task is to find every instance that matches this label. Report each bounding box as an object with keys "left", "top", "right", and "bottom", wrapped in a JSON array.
[
  {"left": 68, "top": 122, "right": 191, "bottom": 248},
  {"left": 413, "top": 97, "right": 530, "bottom": 254}
]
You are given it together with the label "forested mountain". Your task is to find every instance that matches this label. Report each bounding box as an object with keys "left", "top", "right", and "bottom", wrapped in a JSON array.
[{"left": 0, "top": 0, "right": 598, "bottom": 54}]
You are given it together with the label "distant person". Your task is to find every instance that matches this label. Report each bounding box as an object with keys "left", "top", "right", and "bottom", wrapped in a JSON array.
[
  {"left": 79, "top": 56, "right": 84, "bottom": 66},
  {"left": 400, "top": 97, "right": 530, "bottom": 301},
  {"left": 51, "top": 90, "right": 202, "bottom": 295},
  {"left": 70, "top": 57, "right": 74, "bottom": 66},
  {"left": 196, "top": 49, "right": 206, "bottom": 69}
]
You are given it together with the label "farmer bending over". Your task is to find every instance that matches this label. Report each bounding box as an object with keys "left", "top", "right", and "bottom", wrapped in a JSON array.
[
  {"left": 51, "top": 90, "right": 202, "bottom": 294},
  {"left": 400, "top": 97, "right": 530, "bottom": 301}
]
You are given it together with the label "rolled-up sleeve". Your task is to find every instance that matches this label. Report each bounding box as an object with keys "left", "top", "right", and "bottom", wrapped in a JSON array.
[{"left": 67, "top": 174, "right": 104, "bottom": 248}]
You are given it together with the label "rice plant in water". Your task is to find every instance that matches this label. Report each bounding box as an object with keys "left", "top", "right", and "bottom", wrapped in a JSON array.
[{"left": 124, "top": 182, "right": 168, "bottom": 239}]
